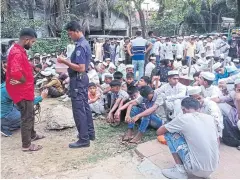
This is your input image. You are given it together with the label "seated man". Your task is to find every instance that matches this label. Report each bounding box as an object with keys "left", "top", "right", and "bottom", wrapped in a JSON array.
[
  {"left": 42, "top": 71, "right": 64, "bottom": 98},
  {"left": 114, "top": 86, "right": 140, "bottom": 121},
  {"left": 198, "top": 71, "right": 222, "bottom": 98},
  {"left": 212, "top": 78, "right": 240, "bottom": 148},
  {"left": 187, "top": 86, "right": 224, "bottom": 138},
  {"left": 126, "top": 64, "right": 134, "bottom": 74},
  {"left": 107, "top": 80, "right": 129, "bottom": 125},
  {"left": 126, "top": 72, "right": 136, "bottom": 89},
  {"left": 159, "top": 70, "right": 186, "bottom": 120},
  {"left": 157, "top": 97, "right": 219, "bottom": 179},
  {"left": 1, "top": 82, "right": 48, "bottom": 136},
  {"left": 88, "top": 82, "right": 105, "bottom": 115},
  {"left": 124, "top": 86, "right": 166, "bottom": 143},
  {"left": 113, "top": 71, "right": 127, "bottom": 91},
  {"left": 137, "top": 76, "right": 151, "bottom": 88},
  {"left": 88, "top": 62, "right": 100, "bottom": 84},
  {"left": 117, "top": 58, "right": 126, "bottom": 79},
  {"left": 145, "top": 56, "right": 156, "bottom": 78}
]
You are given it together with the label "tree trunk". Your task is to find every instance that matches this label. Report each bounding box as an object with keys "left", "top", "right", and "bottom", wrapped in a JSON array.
[
  {"left": 209, "top": 5, "right": 212, "bottom": 32},
  {"left": 157, "top": 0, "right": 165, "bottom": 18},
  {"left": 26, "top": 0, "right": 34, "bottom": 19},
  {"left": 237, "top": 0, "right": 240, "bottom": 26},
  {"left": 138, "top": 9, "right": 146, "bottom": 38}
]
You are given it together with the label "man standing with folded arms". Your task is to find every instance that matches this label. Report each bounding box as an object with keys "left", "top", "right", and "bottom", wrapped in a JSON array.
[{"left": 6, "top": 28, "right": 45, "bottom": 152}]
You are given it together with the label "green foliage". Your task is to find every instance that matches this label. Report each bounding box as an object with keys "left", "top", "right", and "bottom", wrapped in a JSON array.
[
  {"left": 1, "top": 15, "right": 43, "bottom": 38},
  {"left": 29, "top": 30, "right": 69, "bottom": 56}
]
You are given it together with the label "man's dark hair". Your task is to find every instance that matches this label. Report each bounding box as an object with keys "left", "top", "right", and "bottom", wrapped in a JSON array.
[
  {"left": 127, "top": 86, "right": 138, "bottom": 96},
  {"left": 202, "top": 77, "right": 213, "bottom": 86},
  {"left": 148, "top": 31, "right": 154, "bottom": 37},
  {"left": 19, "top": 28, "right": 37, "bottom": 38},
  {"left": 8, "top": 40, "right": 15, "bottom": 46},
  {"left": 65, "top": 21, "right": 82, "bottom": 32},
  {"left": 35, "top": 64, "right": 42, "bottom": 69},
  {"left": 88, "top": 82, "right": 96, "bottom": 88},
  {"left": 113, "top": 71, "right": 123, "bottom": 80},
  {"left": 136, "top": 30, "right": 142, "bottom": 36},
  {"left": 161, "top": 59, "right": 169, "bottom": 67},
  {"left": 110, "top": 80, "right": 121, "bottom": 87},
  {"left": 140, "top": 76, "right": 151, "bottom": 85},
  {"left": 181, "top": 97, "right": 200, "bottom": 110},
  {"left": 139, "top": 86, "right": 153, "bottom": 98},
  {"left": 126, "top": 72, "right": 134, "bottom": 79},
  {"left": 193, "top": 71, "right": 201, "bottom": 78}
]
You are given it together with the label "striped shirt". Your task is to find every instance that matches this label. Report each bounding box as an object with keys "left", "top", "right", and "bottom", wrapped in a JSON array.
[{"left": 131, "top": 37, "right": 148, "bottom": 61}]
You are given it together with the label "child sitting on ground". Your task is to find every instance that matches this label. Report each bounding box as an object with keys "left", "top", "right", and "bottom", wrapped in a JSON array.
[
  {"left": 137, "top": 76, "right": 151, "bottom": 88},
  {"left": 126, "top": 72, "right": 137, "bottom": 89},
  {"left": 107, "top": 80, "right": 129, "bottom": 126},
  {"left": 88, "top": 82, "right": 105, "bottom": 115},
  {"left": 113, "top": 71, "right": 127, "bottom": 92}
]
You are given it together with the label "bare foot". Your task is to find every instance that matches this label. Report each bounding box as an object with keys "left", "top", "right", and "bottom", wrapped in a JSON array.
[
  {"left": 122, "top": 129, "right": 134, "bottom": 141},
  {"left": 129, "top": 132, "right": 143, "bottom": 144},
  {"left": 22, "top": 144, "right": 43, "bottom": 152}
]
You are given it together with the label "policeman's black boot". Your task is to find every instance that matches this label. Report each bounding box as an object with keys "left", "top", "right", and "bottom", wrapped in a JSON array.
[
  {"left": 77, "top": 134, "right": 95, "bottom": 141},
  {"left": 69, "top": 140, "right": 90, "bottom": 148}
]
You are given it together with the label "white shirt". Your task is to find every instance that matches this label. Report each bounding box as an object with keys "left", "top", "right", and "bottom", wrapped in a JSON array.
[
  {"left": 67, "top": 44, "right": 75, "bottom": 59},
  {"left": 200, "top": 99, "right": 224, "bottom": 137},
  {"left": 145, "top": 62, "right": 156, "bottom": 77},
  {"left": 205, "top": 42, "right": 215, "bottom": 57},
  {"left": 173, "top": 60, "right": 182, "bottom": 70},
  {"left": 163, "top": 42, "right": 173, "bottom": 60},
  {"left": 176, "top": 43, "right": 185, "bottom": 57},
  {"left": 201, "top": 85, "right": 222, "bottom": 98},
  {"left": 165, "top": 112, "right": 219, "bottom": 176},
  {"left": 153, "top": 41, "right": 161, "bottom": 56},
  {"left": 159, "top": 82, "right": 186, "bottom": 101},
  {"left": 87, "top": 69, "right": 100, "bottom": 84}
]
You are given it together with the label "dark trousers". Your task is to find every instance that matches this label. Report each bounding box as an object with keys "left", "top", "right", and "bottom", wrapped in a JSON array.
[
  {"left": 70, "top": 74, "right": 95, "bottom": 142},
  {"left": 17, "top": 100, "right": 36, "bottom": 148},
  {"left": 48, "top": 87, "right": 64, "bottom": 98}
]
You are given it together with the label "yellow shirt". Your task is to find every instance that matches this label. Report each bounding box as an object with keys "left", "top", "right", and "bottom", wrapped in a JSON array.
[
  {"left": 186, "top": 43, "right": 196, "bottom": 58},
  {"left": 46, "top": 77, "right": 64, "bottom": 93}
]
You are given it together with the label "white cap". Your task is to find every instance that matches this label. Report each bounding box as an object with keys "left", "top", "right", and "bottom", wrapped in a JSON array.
[
  {"left": 103, "top": 62, "right": 108, "bottom": 66},
  {"left": 199, "top": 35, "right": 204, "bottom": 39},
  {"left": 234, "top": 79, "right": 240, "bottom": 85},
  {"left": 126, "top": 64, "right": 134, "bottom": 69},
  {"left": 200, "top": 72, "right": 215, "bottom": 81},
  {"left": 222, "top": 36, "right": 227, "bottom": 39},
  {"left": 92, "top": 54, "right": 95, "bottom": 58},
  {"left": 176, "top": 55, "right": 182, "bottom": 59},
  {"left": 178, "top": 37, "right": 183, "bottom": 40},
  {"left": 90, "top": 62, "right": 94, "bottom": 68},
  {"left": 195, "top": 54, "right": 201, "bottom": 58},
  {"left": 219, "top": 54, "right": 224, "bottom": 59},
  {"left": 40, "top": 71, "right": 52, "bottom": 77},
  {"left": 168, "top": 70, "right": 179, "bottom": 76},
  {"left": 118, "top": 58, "right": 124, "bottom": 62},
  {"left": 105, "top": 58, "right": 111, "bottom": 61},
  {"left": 94, "top": 58, "right": 99, "bottom": 62},
  {"left": 226, "top": 56, "right": 232, "bottom": 63},
  {"left": 203, "top": 40, "right": 207, "bottom": 43},
  {"left": 34, "top": 53, "right": 40, "bottom": 57},
  {"left": 187, "top": 86, "right": 202, "bottom": 96},
  {"left": 209, "top": 36, "right": 213, "bottom": 39},
  {"left": 109, "top": 63, "right": 116, "bottom": 69},
  {"left": 196, "top": 59, "right": 204, "bottom": 65},
  {"left": 47, "top": 54, "right": 51, "bottom": 57},
  {"left": 46, "top": 59, "right": 52, "bottom": 66},
  {"left": 104, "top": 73, "right": 113, "bottom": 78},
  {"left": 150, "top": 56, "right": 156, "bottom": 60},
  {"left": 212, "top": 62, "right": 222, "bottom": 71}
]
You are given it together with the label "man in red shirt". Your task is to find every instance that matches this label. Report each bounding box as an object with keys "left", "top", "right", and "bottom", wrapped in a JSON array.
[{"left": 6, "top": 28, "right": 45, "bottom": 152}]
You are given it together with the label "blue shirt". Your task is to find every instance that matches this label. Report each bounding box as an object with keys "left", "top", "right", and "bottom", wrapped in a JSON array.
[
  {"left": 1, "top": 82, "right": 43, "bottom": 118},
  {"left": 70, "top": 36, "right": 91, "bottom": 73},
  {"left": 131, "top": 37, "right": 148, "bottom": 61}
]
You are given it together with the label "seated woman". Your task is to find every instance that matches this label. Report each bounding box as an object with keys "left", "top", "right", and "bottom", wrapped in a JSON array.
[
  {"left": 1, "top": 81, "right": 48, "bottom": 137},
  {"left": 88, "top": 82, "right": 105, "bottom": 115},
  {"left": 41, "top": 70, "right": 64, "bottom": 98},
  {"left": 124, "top": 86, "right": 164, "bottom": 143}
]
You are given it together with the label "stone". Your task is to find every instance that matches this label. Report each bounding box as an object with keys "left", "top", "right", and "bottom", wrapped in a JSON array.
[{"left": 45, "top": 105, "right": 75, "bottom": 130}]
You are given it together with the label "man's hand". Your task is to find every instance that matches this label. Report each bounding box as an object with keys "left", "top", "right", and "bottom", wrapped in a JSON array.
[
  {"left": 57, "top": 55, "right": 67, "bottom": 64},
  {"left": 107, "top": 112, "right": 114, "bottom": 123},
  {"left": 41, "top": 89, "right": 48, "bottom": 99},
  {"left": 114, "top": 110, "right": 121, "bottom": 119},
  {"left": 125, "top": 115, "right": 132, "bottom": 123},
  {"left": 130, "top": 53, "right": 134, "bottom": 57},
  {"left": 132, "top": 115, "right": 140, "bottom": 123},
  {"left": 10, "top": 79, "right": 22, "bottom": 85}
]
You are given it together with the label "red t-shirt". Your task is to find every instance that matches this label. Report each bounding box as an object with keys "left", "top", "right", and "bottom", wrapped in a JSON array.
[{"left": 6, "top": 44, "right": 34, "bottom": 104}]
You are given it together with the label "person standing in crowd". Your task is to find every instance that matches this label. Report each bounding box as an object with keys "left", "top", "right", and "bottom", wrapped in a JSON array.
[
  {"left": 127, "top": 29, "right": 152, "bottom": 80},
  {"left": 109, "top": 40, "right": 116, "bottom": 64},
  {"left": 103, "top": 39, "right": 110, "bottom": 60},
  {"left": 205, "top": 36, "right": 215, "bottom": 58},
  {"left": 163, "top": 37, "right": 174, "bottom": 61},
  {"left": 94, "top": 38, "right": 103, "bottom": 62},
  {"left": 176, "top": 37, "right": 185, "bottom": 59},
  {"left": 6, "top": 28, "right": 45, "bottom": 151},
  {"left": 57, "top": 21, "right": 95, "bottom": 148},
  {"left": 124, "top": 38, "right": 131, "bottom": 64},
  {"left": 185, "top": 37, "right": 196, "bottom": 64}
]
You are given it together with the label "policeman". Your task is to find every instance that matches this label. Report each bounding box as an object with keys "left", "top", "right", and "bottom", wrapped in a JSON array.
[{"left": 57, "top": 21, "right": 95, "bottom": 148}]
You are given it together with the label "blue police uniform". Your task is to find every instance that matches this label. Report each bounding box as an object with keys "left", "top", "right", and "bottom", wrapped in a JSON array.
[{"left": 69, "top": 36, "right": 95, "bottom": 146}]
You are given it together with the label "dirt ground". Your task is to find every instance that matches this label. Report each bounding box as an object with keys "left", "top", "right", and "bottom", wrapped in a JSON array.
[{"left": 1, "top": 98, "right": 156, "bottom": 179}]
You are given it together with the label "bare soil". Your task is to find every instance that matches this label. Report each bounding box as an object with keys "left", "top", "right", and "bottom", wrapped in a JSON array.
[{"left": 1, "top": 98, "right": 156, "bottom": 179}]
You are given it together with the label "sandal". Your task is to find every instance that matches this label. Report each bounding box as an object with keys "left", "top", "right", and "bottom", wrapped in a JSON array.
[
  {"left": 122, "top": 135, "right": 134, "bottom": 142},
  {"left": 110, "top": 122, "right": 121, "bottom": 127},
  {"left": 22, "top": 144, "right": 43, "bottom": 152},
  {"left": 129, "top": 139, "right": 142, "bottom": 144},
  {"left": 31, "top": 134, "right": 46, "bottom": 142}
]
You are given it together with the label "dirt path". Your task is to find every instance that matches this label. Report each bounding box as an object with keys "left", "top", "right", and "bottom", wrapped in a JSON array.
[{"left": 1, "top": 99, "right": 156, "bottom": 179}]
